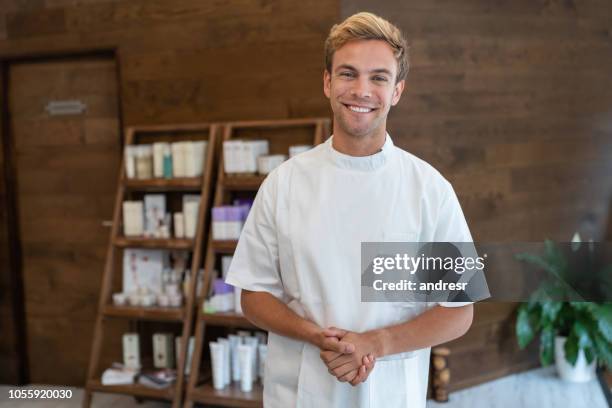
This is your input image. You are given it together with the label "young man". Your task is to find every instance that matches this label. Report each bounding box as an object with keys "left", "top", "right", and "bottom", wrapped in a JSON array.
[{"left": 226, "top": 12, "right": 474, "bottom": 407}]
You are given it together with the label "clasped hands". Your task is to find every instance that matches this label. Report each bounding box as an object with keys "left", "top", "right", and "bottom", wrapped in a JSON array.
[{"left": 316, "top": 327, "right": 381, "bottom": 386}]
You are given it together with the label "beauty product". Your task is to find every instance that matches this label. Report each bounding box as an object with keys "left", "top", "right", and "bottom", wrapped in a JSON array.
[
  {"left": 158, "top": 294, "right": 170, "bottom": 307},
  {"left": 168, "top": 293, "right": 183, "bottom": 307},
  {"left": 255, "top": 332, "right": 267, "bottom": 345},
  {"left": 210, "top": 342, "right": 225, "bottom": 390},
  {"left": 141, "top": 293, "right": 156, "bottom": 307},
  {"left": 112, "top": 292, "right": 127, "bottom": 306},
  {"left": 144, "top": 194, "right": 166, "bottom": 237},
  {"left": 258, "top": 344, "right": 268, "bottom": 379},
  {"left": 226, "top": 207, "right": 244, "bottom": 240},
  {"left": 184, "top": 141, "right": 208, "bottom": 177},
  {"left": 289, "top": 144, "right": 313, "bottom": 158},
  {"left": 223, "top": 140, "right": 241, "bottom": 174},
  {"left": 128, "top": 292, "right": 141, "bottom": 306},
  {"left": 122, "top": 201, "right": 144, "bottom": 237},
  {"left": 171, "top": 142, "right": 187, "bottom": 177},
  {"left": 173, "top": 213, "right": 185, "bottom": 238},
  {"left": 122, "top": 333, "right": 141, "bottom": 370},
  {"left": 182, "top": 194, "right": 200, "bottom": 239},
  {"left": 163, "top": 144, "right": 173, "bottom": 179},
  {"left": 228, "top": 334, "right": 242, "bottom": 382},
  {"left": 153, "top": 333, "right": 175, "bottom": 369},
  {"left": 211, "top": 207, "right": 227, "bottom": 240},
  {"left": 124, "top": 146, "right": 137, "bottom": 179},
  {"left": 245, "top": 336, "right": 259, "bottom": 379},
  {"left": 257, "top": 154, "right": 286, "bottom": 175},
  {"left": 221, "top": 256, "right": 233, "bottom": 279},
  {"left": 136, "top": 145, "right": 153, "bottom": 179},
  {"left": 153, "top": 143, "right": 169, "bottom": 178},
  {"left": 218, "top": 338, "right": 231, "bottom": 386},
  {"left": 238, "top": 344, "right": 254, "bottom": 392},
  {"left": 122, "top": 249, "right": 168, "bottom": 296}
]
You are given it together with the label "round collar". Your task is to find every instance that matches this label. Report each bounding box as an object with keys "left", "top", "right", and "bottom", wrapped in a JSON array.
[{"left": 326, "top": 133, "right": 394, "bottom": 172}]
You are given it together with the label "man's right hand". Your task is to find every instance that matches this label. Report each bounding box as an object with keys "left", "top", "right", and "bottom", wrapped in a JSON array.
[{"left": 316, "top": 327, "right": 376, "bottom": 386}]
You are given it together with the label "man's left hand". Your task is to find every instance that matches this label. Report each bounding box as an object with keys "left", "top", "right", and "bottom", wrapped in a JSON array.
[{"left": 319, "top": 327, "right": 383, "bottom": 385}]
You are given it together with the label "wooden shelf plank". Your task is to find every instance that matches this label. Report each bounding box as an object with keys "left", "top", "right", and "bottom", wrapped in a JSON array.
[
  {"left": 200, "top": 312, "right": 258, "bottom": 328},
  {"left": 114, "top": 237, "right": 194, "bottom": 249},
  {"left": 223, "top": 175, "right": 265, "bottom": 191},
  {"left": 124, "top": 177, "right": 202, "bottom": 191},
  {"left": 211, "top": 240, "right": 238, "bottom": 253},
  {"left": 87, "top": 379, "right": 174, "bottom": 400},
  {"left": 189, "top": 381, "right": 263, "bottom": 408},
  {"left": 104, "top": 305, "right": 184, "bottom": 321}
]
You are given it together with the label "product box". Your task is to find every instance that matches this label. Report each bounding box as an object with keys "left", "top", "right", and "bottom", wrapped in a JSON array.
[
  {"left": 153, "top": 333, "right": 175, "bottom": 369},
  {"left": 123, "top": 333, "right": 141, "bottom": 370},
  {"left": 123, "top": 249, "right": 169, "bottom": 295}
]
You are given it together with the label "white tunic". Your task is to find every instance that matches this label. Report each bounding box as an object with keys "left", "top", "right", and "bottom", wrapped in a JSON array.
[{"left": 225, "top": 134, "right": 473, "bottom": 408}]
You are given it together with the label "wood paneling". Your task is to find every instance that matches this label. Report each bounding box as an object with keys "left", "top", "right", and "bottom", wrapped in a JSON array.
[
  {"left": 0, "top": 0, "right": 338, "bottom": 387},
  {"left": 7, "top": 56, "right": 121, "bottom": 385},
  {"left": 343, "top": 0, "right": 612, "bottom": 390},
  {"left": 3, "top": 0, "right": 608, "bottom": 392}
]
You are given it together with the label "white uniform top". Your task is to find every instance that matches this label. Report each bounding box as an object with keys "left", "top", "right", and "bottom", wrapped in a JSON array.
[{"left": 226, "top": 134, "right": 473, "bottom": 408}]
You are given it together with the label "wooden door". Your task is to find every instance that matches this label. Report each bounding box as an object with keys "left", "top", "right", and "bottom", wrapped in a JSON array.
[{"left": 7, "top": 55, "right": 121, "bottom": 385}]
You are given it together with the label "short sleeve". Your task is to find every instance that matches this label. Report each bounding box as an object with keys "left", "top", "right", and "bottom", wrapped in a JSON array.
[
  {"left": 224, "top": 171, "right": 286, "bottom": 301},
  {"left": 435, "top": 183, "right": 475, "bottom": 308}
]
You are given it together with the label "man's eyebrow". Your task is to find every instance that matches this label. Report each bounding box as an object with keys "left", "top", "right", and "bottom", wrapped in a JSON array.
[
  {"left": 334, "top": 64, "right": 392, "bottom": 76},
  {"left": 335, "top": 64, "right": 358, "bottom": 72}
]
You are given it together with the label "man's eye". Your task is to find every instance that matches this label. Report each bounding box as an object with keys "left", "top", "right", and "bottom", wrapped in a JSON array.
[
  {"left": 340, "top": 72, "right": 355, "bottom": 78},
  {"left": 373, "top": 76, "right": 388, "bottom": 82}
]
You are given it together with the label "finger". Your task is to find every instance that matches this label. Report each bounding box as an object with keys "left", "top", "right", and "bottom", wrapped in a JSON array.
[
  {"left": 350, "top": 364, "right": 367, "bottom": 386},
  {"left": 328, "top": 355, "right": 353, "bottom": 370},
  {"left": 338, "top": 368, "right": 358, "bottom": 383},
  {"left": 364, "top": 354, "right": 375, "bottom": 370},
  {"left": 322, "top": 337, "right": 355, "bottom": 354},
  {"left": 323, "top": 326, "right": 349, "bottom": 338},
  {"left": 320, "top": 350, "right": 343, "bottom": 364},
  {"left": 331, "top": 360, "right": 359, "bottom": 378}
]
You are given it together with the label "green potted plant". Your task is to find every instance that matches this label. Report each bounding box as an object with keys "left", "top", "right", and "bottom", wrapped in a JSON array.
[{"left": 514, "top": 239, "right": 612, "bottom": 382}]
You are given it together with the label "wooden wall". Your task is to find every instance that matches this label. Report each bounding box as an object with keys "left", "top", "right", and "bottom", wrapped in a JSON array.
[
  {"left": 0, "top": 0, "right": 339, "bottom": 386},
  {"left": 342, "top": 0, "right": 612, "bottom": 389},
  {"left": 1, "top": 0, "right": 611, "bottom": 391}
]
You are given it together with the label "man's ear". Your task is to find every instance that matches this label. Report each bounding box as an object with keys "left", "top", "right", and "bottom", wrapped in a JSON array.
[
  {"left": 391, "top": 79, "right": 405, "bottom": 106},
  {"left": 323, "top": 70, "right": 331, "bottom": 99}
]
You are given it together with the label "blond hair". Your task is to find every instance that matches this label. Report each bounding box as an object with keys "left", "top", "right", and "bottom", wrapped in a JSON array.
[{"left": 324, "top": 12, "right": 409, "bottom": 83}]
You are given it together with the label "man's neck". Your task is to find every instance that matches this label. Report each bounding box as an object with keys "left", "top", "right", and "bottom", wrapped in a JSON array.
[{"left": 331, "top": 127, "right": 387, "bottom": 157}]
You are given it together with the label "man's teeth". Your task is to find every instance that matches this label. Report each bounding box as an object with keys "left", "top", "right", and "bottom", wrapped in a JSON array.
[{"left": 348, "top": 105, "right": 372, "bottom": 113}]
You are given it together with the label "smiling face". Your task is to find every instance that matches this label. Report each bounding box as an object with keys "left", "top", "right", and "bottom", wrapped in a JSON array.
[{"left": 324, "top": 39, "right": 405, "bottom": 141}]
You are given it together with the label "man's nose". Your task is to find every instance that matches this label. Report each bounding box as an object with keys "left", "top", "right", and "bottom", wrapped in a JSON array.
[{"left": 350, "top": 77, "right": 372, "bottom": 99}]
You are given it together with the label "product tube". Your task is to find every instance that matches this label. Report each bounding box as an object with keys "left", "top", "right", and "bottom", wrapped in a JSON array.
[
  {"left": 218, "top": 338, "right": 231, "bottom": 386},
  {"left": 258, "top": 344, "right": 268, "bottom": 379},
  {"left": 209, "top": 342, "right": 225, "bottom": 390},
  {"left": 228, "top": 335, "right": 242, "bottom": 382},
  {"left": 245, "top": 336, "right": 259, "bottom": 380},
  {"left": 238, "top": 344, "right": 254, "bottom": 392}
]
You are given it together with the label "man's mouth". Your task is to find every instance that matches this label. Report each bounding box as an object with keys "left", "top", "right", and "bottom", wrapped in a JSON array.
[{"left": 343, "top": 104, "right": 375, "bottom": 113}]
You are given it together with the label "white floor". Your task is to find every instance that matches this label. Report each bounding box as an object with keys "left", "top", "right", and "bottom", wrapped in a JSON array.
[
  {"left": 0, "top": 367, "right": 607, "bottom": 407},
  {"left": 428, "top": 366, "right": 608, "bottom": 408}
]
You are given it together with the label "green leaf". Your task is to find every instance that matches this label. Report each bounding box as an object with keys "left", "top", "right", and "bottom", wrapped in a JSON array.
[
  {"left": 584, "top": 346, "right": 596, "bottom": 364},
  {"left": 573, "top": 320, "right": 594, "bottom": 349},
  {"left": 592, "top": 304, "right": 612, "bottom": 342},
  {"left": 516, "top": 307, "right": 536, "bottom": 349},
  {"left": 541, "top": 302, "right": 562, "bottom": 324},
  {"left": 564, "top": 333, "right": 579, "bottom": 366},
  {"left": 539, "top": 325, "right": 555, "bottom": 366},
  {"left": 593, "top": 332, "right": 612, "bottom": 368}
]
